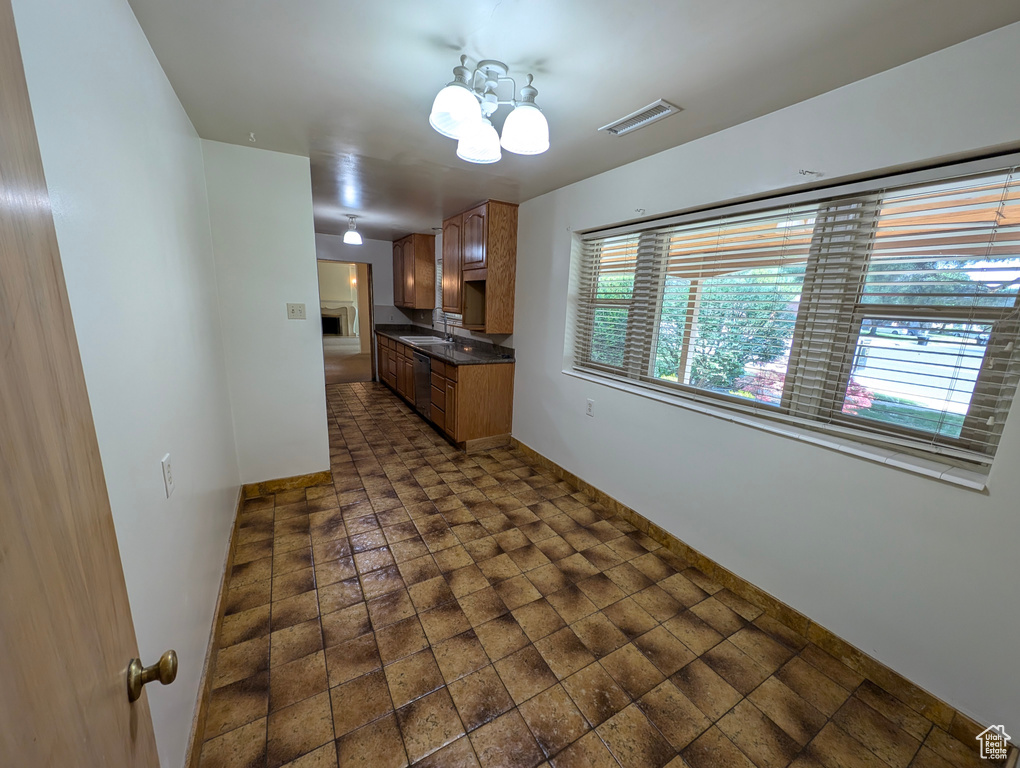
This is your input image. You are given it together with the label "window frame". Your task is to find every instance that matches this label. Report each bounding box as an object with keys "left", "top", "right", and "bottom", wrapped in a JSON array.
[
  {"left": 826, "top": 307, "right": 1002, "bottom": 448},
  {"left": 571, "top": 152, "right": 1020, "bottom": 468}
]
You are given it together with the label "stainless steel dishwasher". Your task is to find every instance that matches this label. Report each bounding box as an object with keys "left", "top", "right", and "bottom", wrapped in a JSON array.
[{"left": 413, "top": 351, "right": 431, "bottom": 416}]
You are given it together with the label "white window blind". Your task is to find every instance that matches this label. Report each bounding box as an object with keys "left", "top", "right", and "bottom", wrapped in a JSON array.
[{"left": 573, "top": 162, "right": 1020, "bottom": 465}]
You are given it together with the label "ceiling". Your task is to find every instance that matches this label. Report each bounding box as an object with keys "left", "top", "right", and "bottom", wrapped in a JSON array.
[{"left": 127, "top": 0, "right": 1020, "bottom": 242}]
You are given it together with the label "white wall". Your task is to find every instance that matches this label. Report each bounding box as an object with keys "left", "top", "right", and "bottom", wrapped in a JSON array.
[
  {"left": 204, "top": 140, "right": 330, "bottom": 484},
  {"left": 316, "top": 234, "right": 409, "bottom": 326},
  {"left": 513, "top": 22, "right": 1020, "bottom": 733},
  {"left": 11, "top": 0, "right": 240, "bottom": 765},
  {"left": 317, "top": 261, "right": 356, "bottom": 303}
]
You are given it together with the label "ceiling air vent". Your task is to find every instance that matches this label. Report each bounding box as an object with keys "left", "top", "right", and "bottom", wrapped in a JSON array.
[{"left": 598, "top": 99, "right": 682, "bottom": 136}]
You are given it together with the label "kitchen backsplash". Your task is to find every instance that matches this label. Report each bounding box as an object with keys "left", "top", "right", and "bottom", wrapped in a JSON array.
[{"left": 405, "top": 308, "right": 515, "bottom": 349}]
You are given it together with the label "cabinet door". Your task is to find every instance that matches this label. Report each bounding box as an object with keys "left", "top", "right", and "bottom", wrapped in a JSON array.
[
  {"left": 462, "top": 204, "right": 487, "bottom": 270},
  {"left": 397, "top": 354, "right": 407, "bottom": 397},
  {"left": 404, "top": 354, "right": 412, "bottom": 399},
  {"left": 442, "top": 214, "right": 463, "bottom": 313},
  {"left": 445, "top": 380, "right": 457, "bottom": 439},
  {"left": 403, "top": 238, "right": 415, "bottom": 306},
  {"left": 393, "top": 240, "right": 405, "bottom": 307}
]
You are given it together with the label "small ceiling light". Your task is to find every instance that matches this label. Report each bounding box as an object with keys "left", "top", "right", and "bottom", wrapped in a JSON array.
[
  {"left": 457, "top": 118, "right": 501, "bottom": 164},
  {"left": 343, "top": 216, "right": 363, "bottom": 246},
  {"left": 500, "top": 76, "right": 549, "bottom": 155},
  {"left": 430, "top": 57, "right": 549, "bottom": 164}
]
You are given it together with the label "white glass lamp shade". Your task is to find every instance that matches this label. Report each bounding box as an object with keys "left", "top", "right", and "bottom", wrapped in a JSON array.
[
  {"left": 500, "top": 103, "right": 549, "bottom": 155},
  {"left": 456, "top": 118, "right": 501, "bottom": 164},
  {"left": 429, "top": 83, "right": 481, "bottom": 140},
  {"left": 343, "top": 216, "right": 363, "bottom": 245}
]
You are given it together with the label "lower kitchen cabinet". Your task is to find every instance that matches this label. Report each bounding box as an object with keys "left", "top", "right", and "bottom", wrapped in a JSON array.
[{"left": 376, "top": 335, "right": 513, "bottom": 450}]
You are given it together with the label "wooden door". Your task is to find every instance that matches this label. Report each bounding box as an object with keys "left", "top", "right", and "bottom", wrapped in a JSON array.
[
  {"left": 445, "top": 380, "right": 458, "bottom": 439},
  {"left": 396, "top": 349, "right": 409, "bottom": 398},
  {"left": 403, "top": 238, "right": 415, "bottom": 307},
  {"left": 392, "top": 239, "right": 405, "bottom": 307},
  {"left": 410, "top": 234, "right": 436, "bottom": 310},
  {"left": 0, "top": 1, "right": 159, "bottom": 764},
  {"left": 462, "top": 204, "right": 487, "bottom": 270},
  {"left": 442, "top": 214, "right": 463, "bottom": 313}
]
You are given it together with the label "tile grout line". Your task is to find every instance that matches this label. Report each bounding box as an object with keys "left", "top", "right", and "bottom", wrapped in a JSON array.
[{"left": 200, "top": 382, "right": 987, "bottom": 768}]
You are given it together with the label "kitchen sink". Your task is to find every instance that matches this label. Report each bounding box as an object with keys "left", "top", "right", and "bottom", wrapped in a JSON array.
[{"left": 399, "top": 335, "right": 454, "bottom": 345}]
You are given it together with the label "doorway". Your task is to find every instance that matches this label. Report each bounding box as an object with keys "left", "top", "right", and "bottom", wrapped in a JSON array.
[{"left": 317, "top": 259, "right": 374, "bottom": 384}]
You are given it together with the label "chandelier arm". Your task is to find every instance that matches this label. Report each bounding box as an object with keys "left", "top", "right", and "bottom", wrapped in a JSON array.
[
  {"left": 464, "top": 66, "right": 480, "bottom": 95},
  {"left": 495, "top": 74, "right": 517, "bottom": 99}
]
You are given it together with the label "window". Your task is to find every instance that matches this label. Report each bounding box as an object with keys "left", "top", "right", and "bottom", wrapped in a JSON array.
[{"left": 573, "top": 163, "right": 1020, "bottom": 466}]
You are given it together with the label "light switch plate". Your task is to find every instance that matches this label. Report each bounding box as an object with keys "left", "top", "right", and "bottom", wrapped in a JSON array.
[{"left": 286, "top": 303, "right": 306, "bottom": 320}]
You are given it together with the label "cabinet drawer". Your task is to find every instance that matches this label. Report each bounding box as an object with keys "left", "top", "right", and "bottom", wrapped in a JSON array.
[
  {"left": 430, "top": 371, "right": 446, "bottom": 391},
  {"left": 430, "top": 385, "right": 445, "bottom": 411},
  {"left": 445, "top": 364, "right": 458, "bottom": 382},
  {"left": 431, "top": 359, "right": 446, "bottom": 378},
  {"left": 431, "top": 404, "right": 445, "bottom": 430}
]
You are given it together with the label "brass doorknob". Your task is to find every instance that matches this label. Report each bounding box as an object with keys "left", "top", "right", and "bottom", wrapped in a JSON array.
[{"left": 127, "top": 649, "right": 178, "bottom": 702}]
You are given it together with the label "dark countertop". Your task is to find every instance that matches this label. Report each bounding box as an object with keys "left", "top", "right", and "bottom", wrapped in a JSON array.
[{"left": 375, "top": 325, "right": 515, "bottom": 366}]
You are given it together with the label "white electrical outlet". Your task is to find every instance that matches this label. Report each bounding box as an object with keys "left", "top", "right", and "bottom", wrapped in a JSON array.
[
  {"left": 161, "top": 453, "right": 175, "bottom": 498},
  {"left": 286, "top": 302, "right": 306, "bottom": 320},
  {"left": 586, "top": 399, "right": 595, "bottom": 417}
]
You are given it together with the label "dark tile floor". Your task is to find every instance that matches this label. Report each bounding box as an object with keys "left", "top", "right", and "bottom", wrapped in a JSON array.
[{"left": 198, "top": 381, "right": 994, "bottom": 768}]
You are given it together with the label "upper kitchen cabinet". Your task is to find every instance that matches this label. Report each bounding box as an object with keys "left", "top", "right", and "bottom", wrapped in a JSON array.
[
  {"left": 393, "top": 233, "right": 436, "bottom": 310},
  {"left": 444, "top": 200, "right": 518, "bottom": 335},
  {"left": 392, "top": 238, "right": 405, "bottom": 307},
  {"left": 441, "top": 214, "right": 463, "bottom": 313},
  {"left": 462, "top": 204, "right": 487, "bottom": 269}
]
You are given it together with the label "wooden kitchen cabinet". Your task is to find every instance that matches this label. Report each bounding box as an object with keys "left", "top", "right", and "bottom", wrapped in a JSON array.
[
  {"left": 444, "top": 378, "right": 458, "bottom": 439},
  {"left": 442, "top": 200, "right": 517, "bottom": 335},
  {"left": 462, "top": 204, "right": 487, "bottom": 270},
  {"left": 378, "top": 336, "right": 398, "bottom": 390},
  {"left": 377, "top": 335, "right": 513, "bottom": 450},
  {"left": 428, "top": 357, "right": 511, "bottom": 450},
  {"left": 393, "top": 233, "right": 435, "bottom": 310},
  {"left": 392, "top": 240, "right": 405, "bottom": 307},
  {"left": 376, "top": 335, "right": 415, "bottom": 402},
  {"left": 441, "top": 213, "right": 463, "bottom": 313}
]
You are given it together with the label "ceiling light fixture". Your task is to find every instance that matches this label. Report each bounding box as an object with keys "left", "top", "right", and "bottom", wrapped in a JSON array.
[
  {"left": 430, "top": 56, "right": 549, "bottom": 164},
  {"left": 343, "top": 215, "right": 363, "bottom": 246}
]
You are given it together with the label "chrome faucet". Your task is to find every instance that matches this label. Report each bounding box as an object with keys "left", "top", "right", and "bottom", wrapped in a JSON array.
[{"left": 433, "top": 308, "right": 452, "bottom": 341}]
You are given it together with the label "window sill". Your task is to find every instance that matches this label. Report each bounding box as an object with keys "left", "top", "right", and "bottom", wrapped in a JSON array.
[{"left": 562, "top": 369, "right": 989, "bottom": 492}]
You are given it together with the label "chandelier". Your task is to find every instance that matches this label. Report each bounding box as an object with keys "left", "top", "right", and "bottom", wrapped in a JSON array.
[{"left": 429, "top": 56, "right": 550, "bottom": 164}]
